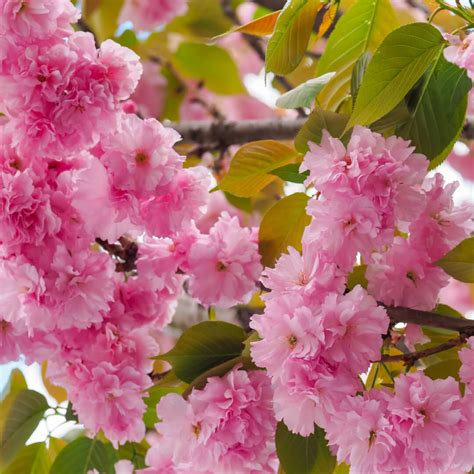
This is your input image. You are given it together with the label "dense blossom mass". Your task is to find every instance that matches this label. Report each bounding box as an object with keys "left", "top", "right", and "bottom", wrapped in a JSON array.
[
  {"left": 142, "top": 368, "right": 277, "bottom": 473},
  {"left": 251, "top": 125, "right": 473, "bottom": 472},
  {"left": 0, "top": 0, "right": 261, "bottom": 447},
  {"left": 0, "top": 1, "right": 473, "bottom": 473}
]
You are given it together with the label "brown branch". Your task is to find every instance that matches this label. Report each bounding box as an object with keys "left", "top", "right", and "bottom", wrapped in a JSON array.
[
  {"left": 168, "top": 118, "right": 473, "bottom": 149},
  {"left": 379, "top": 335, "right": 466, "bottom": 365},
  {"left": 386, "top": 306, "right": 474, "bottom": 336},
  {"left": 96, "top": 237, "right": 138, "bottom": 272},
  {"left": 168, "top": 118, "right": 306, "bottom": 147}
]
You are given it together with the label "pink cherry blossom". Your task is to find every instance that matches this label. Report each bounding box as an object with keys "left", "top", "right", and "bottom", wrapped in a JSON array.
[
  {"left": 130, "top": 60, "right": 167, "bottom": 119},
  {"left": 251, "top": 286, "right": 387, "bottom": 435},
  {"left": 0, "top": 0, "right": 79, "bottom": 39},
  {"left": 196, "top": 190, "right": 243, "bottom": 234},
  {"left": 0, "top": 255, "right": 44, "bottom": 329},
  {"left": 459, "top": 337, "right": 474, "bottom": 387},
  {"left": 100, "top": 114, "right": 182, "bottom": 199},
  {"left": 447, "top": 143, "right": 474, "bottom": 181},
  {"left": 2, "top": 32, "right": 141, "bottom": 157},
  {"left": 119, "top": 0, "right": 188, "bottom": 31},
  {"left": 389, "top": 372, "right": 470, "bottom": 473},
  {"left": 367, "top": 237, "right": 450, "bottom": 310},
  {"left": 318, "top": 286, "right": 389, "bottom": 374},
  {"left": 409, "top": 173, "right": 473, "bottom": 261},
  {"left": 444, "top": 33, "right": 474, "bottom": 81},
  {"left": 325, "top": 390, "right": 399, "bottom": 472},
  {"left": 260, "top": 245, "right": 345, "bottom": 304},
  {"left": 302, "top": 126, "right": 428, "bottom": 223},
  {"left": 0, "top": 169, "right": 61, "bottom": 253},
  {"left": 141, "top": 166, "right": 210, "bottom": 238},
  {"left": 304, "top": 194, "right": 390, "bottom": 270},
  {"left": 42, "top": 246, "right": 115, "bottom": 330},
  {"left": 187, "top": 212, "right": 262, "bottom": 308},
  {"left": 146, "top": 368, "right": 277, "bottom": 473}
]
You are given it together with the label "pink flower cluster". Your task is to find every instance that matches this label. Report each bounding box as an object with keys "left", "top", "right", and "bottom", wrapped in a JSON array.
[
  {"left": 0, "top": 0, "right": 262, "bottom": 446},
  {"left": 250, "top": 125, "right": 473, "bottom": 471},
  {"left": 142, "top": 367, "right": 277, "bottom": 473},
  {"left": 251, "top": 286, "right": 388, "bottom": 435},
  {"left": 445, "top": 32, "right": 474, "bottom": 115},
  {"left": 325, "top": 372, "right": 474, "bottom": 473},
  {"left": 119, "top": 0, "right": 188, "bottom": 31},
  {"left": 302, "top": 126, "right": 471, "bottom": 311}
]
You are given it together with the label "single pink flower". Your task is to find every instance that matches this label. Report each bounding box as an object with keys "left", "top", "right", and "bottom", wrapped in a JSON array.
[{"left": 187, "top": 212, "right": 262, "bottom": 308}]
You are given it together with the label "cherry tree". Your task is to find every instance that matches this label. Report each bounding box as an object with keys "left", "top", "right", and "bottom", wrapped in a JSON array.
[{"left": 0, "top": 0, "right": 473, "bottom": 472}]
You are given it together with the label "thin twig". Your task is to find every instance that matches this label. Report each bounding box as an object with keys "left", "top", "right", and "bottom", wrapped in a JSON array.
[{"left": 379, "top": 335, "right": 467, "bottom": 365}]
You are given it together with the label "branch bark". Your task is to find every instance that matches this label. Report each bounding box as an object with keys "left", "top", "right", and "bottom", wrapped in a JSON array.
[
  {"left": 386, "top": 306, "right": 474, "bottom": 336},
  {"left": 168, "top": 118, "right": 307, "bottom": 147},
  {"left": 168, "top": 118, "right": 473, "bottom": 148},
  {"left": 379, "top": 335, "right": 466, "bottom": 365}
]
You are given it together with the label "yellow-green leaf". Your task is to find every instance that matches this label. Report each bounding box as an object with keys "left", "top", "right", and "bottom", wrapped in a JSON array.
[
  {"left": 295, "top": 108, "right": 349, "bottom": 153},
  {"left": 259, "top": 193, "right": 311, "bottom": 267},
  {"left": 3, "top": 443, "right": 50, "bottom": 474},
  {"left": 436, "top": 237, "right": 474, "bottom": 283},
  {"left": 82, "top": 0, "right": 124, "bottom": 42},
  {"left": 166, "top": 0, "right": 232, "bottom": 38},
  {"left": 218, "top": 141, "right": 301, "bottom": 197},
  {"left": 0, "top": 390, "right": 49, "bottom": 466},
  {"left": 173, "top": 42, "right": 244, "bottom": 95},
  {"left": 317, "top": 0, "right": 399, "bottom": 111},
  {"left": 266, "top": 0, "right": 322, "bottom": 75}
]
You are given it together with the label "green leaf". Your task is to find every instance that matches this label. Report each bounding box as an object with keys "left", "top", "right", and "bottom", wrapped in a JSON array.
[
  {"left": 266, "top": 0, "right": 321, "bottom": 75},
  {"left": 173, "top": 42, "right": 244, "bottom": 95},
  {"left": 435, "top": 237, "right": 474, "bottom": 283},
  {"left": 424, "top": 358, "right": 462, "bottom": 381},
  {"left": 82, "top": 0, "right": 124, "bottom": 42},
  {"left": 50, "top": 438, "right": 113, "bottom": 474},
  {"left": 65, "top": 402, "right": 78, "bottom": 423},
  {"left": 0, "top": 369, "right": 27, "bottom": 415},
  {"left": 295, "top": 109, "right": 349, "bottom": 153},
  {"left": 166, "top": 0, "right": 232, "bottom": 38},
  {"left": 397, "top": 54, "right": 471, "bottom": 162},
  {"left": 159, "top": 321, "right": 247, "bottom": 383},
  {"left": 434, "top": 304, "right": 464, "bottom": 319},
  {"left": 333, "top": 464, "right": 350, "bottom": 474},
  {"left": 0, "top": 390, "right": 49, "bottom": 466},
  {"left": 117, "top": 442, "right": 148, "bottom": 470},
  {"left": 370, "top": 101, "right": 411, "bottom": 135},
  {"left": 428, "top": 95, "right": 468, "bottom": 170},
  {"left": 3, "top": 442, "right": 50, "bottom": 474},
  {"left": 218, "top": 141, "right": 300, "bottom": 197},
  {"left": 115, "top": 29, "right": 138, "bottom": 48},
  {"left": 270, "top": 163, "right": 309, "bottom": 183},
  {"left": 346, "top": 264, "right": 368, "bottom": 290},
  {"left": 276, "top": 72, "right": 336, "bottom": 109},
  {"left": 317, "top": 0, "right": 399, "bottom": 110},
  {"left": 259, "top": 193, "right": 311, "bottom": 267},
  {"left": 351, "top": 52, "right": 372, "bottom": 103},
  {"left": 348, "top": 23, "right": 446, "bottom": 129},
  {"left": 276, "top": 422, "right": 336, "bottom": 474},
  {"left": 144, "top": 386, "right": 185, "bottom": 429}
]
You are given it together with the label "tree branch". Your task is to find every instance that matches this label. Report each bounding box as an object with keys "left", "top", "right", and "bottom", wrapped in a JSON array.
[
  {"left": 168, "top": 118, "right": 306, "bottom": 147},
  {"left": 96, "top": 237, "right": 138, "bottom": 272},
  {"left": 386, "top": 306, "right": 474, "bottom": 336},
  {"left": 168, "top": 118, "right": 473, "bottom": 148},
  {"left": 379, "top": 335, "right": 466, "bottom": 365}
]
